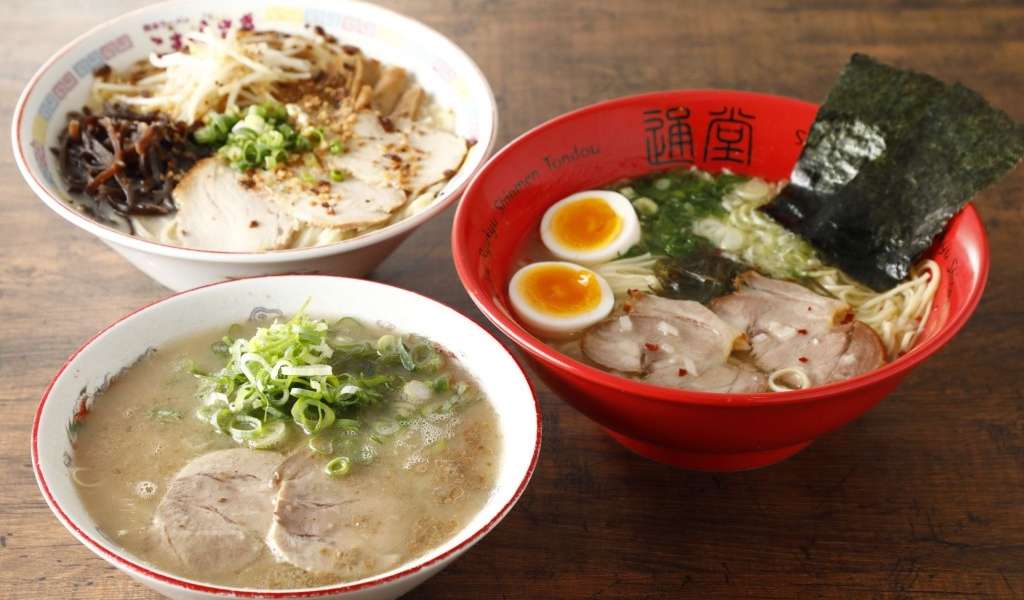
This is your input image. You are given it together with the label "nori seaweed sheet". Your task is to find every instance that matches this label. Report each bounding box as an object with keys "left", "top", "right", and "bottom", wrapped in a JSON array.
[{"left": 761, "top": 54, "right": 1024, "bottom": 290}]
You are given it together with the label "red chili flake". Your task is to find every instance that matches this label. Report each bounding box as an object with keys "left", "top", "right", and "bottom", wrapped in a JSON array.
[
  {"left": 218, "top": 18, "right": 232, "bottom": 31},
  {"left": 842, "top": 313, "right": 854, "bottom": 324},
  {"left": 169, "top": 32, "right": 183, "bottom": 51},
  {"left": 644, "top": 343, "right": 660, "bottom": 352},
  {"left": 342, "top": 44, "right": 360, "bottom": 55},
  {"left": 677, "top": 368, "right": 688, "bottom": 377},
  {"left": 150, "top": 36, "right": 163, "bottom": 44},
  {"left": 797, "top": 328, "right": 808, "bottom": 335},
  {"left": 378, "top": 116, "right": 395, "bottom": 132},
  {"left": 248, "top": 220, "right": 259, "bottom": 228},
  {"left": 239, "top": 13, "right": 255, "bottom": 31},
  {"left": 798, "top": 356, "right": 809, "bottom": 363},
  {"left": 807, "top": 306, "right": 813, "bottom": 311},
  {"left": 443, "top": 169, "right": 456, "bottom": 178}
]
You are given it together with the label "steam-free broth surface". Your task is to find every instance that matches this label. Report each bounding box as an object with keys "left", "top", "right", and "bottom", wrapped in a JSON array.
[{"left": 72, "top": 319, "right": 500, "bottom": 588}]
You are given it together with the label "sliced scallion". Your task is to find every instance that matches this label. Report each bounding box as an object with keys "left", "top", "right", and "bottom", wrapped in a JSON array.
[{"left": 324, "top": 456, "right": 351, "bottom": 478}]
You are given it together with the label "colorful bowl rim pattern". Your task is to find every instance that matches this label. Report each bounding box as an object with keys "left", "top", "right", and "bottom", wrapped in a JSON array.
[
  {"left": 453, "top": 90, "right": 990, "bottom": 408},
  {"left": 12, "top": 0, "right": 498, "bottom": 262},
  {"left": 32, "top": 274, "right": 542, "bottom": 597}
]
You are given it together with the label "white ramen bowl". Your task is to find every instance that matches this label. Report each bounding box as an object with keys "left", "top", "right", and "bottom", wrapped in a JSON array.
[
  {"left": 11, "top": 0, "right": 497, "bottom": 291},
  {"left": 32, "top": 275, "right": 540, "bottom": 600}
]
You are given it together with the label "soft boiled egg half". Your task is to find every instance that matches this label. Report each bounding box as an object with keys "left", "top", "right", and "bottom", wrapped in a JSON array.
[
  {"left": 509, "top": 261, "right": 614, "bottom": 338},
  {"left": 540, "top": 190, "right": 641, "bottom": 264}
]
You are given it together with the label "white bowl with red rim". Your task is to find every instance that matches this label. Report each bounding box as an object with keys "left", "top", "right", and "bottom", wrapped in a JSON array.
[
  {"left": 32, "top": 275, "right": 540, "bottom": 599},
  {"left": 11, "top": 0, "right": 497, "bottom": 291}
]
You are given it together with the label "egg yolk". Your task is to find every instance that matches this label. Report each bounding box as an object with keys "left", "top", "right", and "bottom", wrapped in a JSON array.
[
  {"left": 550, "top": 198, "right": 622, "bottom": 250},
  {"left": 517, "top": 264, "right": 603, "bottom": 316}
]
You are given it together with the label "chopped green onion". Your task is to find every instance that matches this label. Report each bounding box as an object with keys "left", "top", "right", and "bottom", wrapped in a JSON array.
[
  {"left": 280, "top": 364, "right": 333, "bottom": 377},
  {"left": 246, "top": 420, "right": 288, "bottom": 449},
  {"left": 376, "top": 334, "right": 399, "bottom": 356},
  {"left": 329, "top": 168, "right": 347, "bottom": 182},
  {"left": 291, "top": 397, "right": 336, "bottom": 434},
  {"left": 329, "top": 140, "right": 345, "bottom": 154},
  {"left": 193, "top": 303, "right": 470, "bottom": 478},
  {"left": 335, "top": 418, "right": 361, "bottom": 432},
  {"left": 196, "top": 102, "right": 317, "bottom": 171},
  {"left": 396, "top": 339, "right": 416, "bottom": 371},
  {"left": 324, "top": 456, "right": 351, "bottom": 478},
  {"left": 633, "top": 196, "right": 659, "bottom": 216},
  {"left": 308, "top": 434, "right": 334, "bottom": 455},
  {"left": 430, "top": 375, "right": 451, "bottom": 393}
]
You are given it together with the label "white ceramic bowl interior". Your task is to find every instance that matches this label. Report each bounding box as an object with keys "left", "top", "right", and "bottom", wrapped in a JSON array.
[
  {"left": 12, "top": 0, "right": 497, "bottom": 291},
  {"left": 33, "top": 276, "right": 540, "bottom": 600}
]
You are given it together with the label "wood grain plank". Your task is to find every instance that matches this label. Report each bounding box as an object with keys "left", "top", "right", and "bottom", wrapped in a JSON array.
[{"left": 1, "top": 1, "right": 1022, "bottom": 598}]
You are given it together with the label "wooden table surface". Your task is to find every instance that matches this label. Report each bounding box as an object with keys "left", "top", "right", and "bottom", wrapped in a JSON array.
[{"left": 2, "top": 1, "right": 1023, "bottom": 598}]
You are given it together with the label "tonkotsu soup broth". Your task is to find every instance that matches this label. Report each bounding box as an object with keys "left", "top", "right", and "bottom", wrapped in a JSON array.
[{"left": 71, "top": 317, "right": 500, "bottom": 589}]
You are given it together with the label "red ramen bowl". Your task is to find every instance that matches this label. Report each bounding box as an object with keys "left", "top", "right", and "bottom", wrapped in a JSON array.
[{"left": 452, "top": 90, "right": 989, "bottom": 471}]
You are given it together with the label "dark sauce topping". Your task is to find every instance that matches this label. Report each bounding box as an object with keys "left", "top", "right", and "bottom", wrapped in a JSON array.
[{"left": 52, "top": 104, "right": 211, "bottom": 222}]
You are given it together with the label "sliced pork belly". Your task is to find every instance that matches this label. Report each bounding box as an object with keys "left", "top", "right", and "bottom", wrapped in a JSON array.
[
  {"left": 646, "top": 360, "right": 768, "bottom": 393},
  {"left": 712, "top": 271, "right": 849, "bottom": 336},
  {"left": 267, "top": 452, "right": 414, "bottom": 577},
  {"left": 151, "top": 448, "right": 281, "bottom": 576},
  {"left": 173, "top": 158, "right": 297, "bottom": 251},
  {"left": 625, "top": 292, "right": 746, "bottom": 350},
  {"left": 750, "top": 327, "right": 852, "bottom": 385},
  {"left": 829, "top": 321, "right": 886, "bottom": 381},
  {"left": 404, "top": 126, "right": 467, "bottom": 194},
  {"left": 581, "top": 294, "right": 745, "bottom": 376},
  {"left": 276, "top": 177, "right": 407, "bottom": 230},
  {"left": 712, "top": 271, "right": 885, "bottom": 387}
]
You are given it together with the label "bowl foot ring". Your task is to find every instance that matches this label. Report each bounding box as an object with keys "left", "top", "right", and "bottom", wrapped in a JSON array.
[{"left": 605, "top": 429, "right": 811, "bottom": 472}]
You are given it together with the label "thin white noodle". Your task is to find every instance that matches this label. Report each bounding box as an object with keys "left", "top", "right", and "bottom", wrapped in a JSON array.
[
  {"left": 768, "top": 367, "right": 811, "bottom": 391},
  {"left": 594, "top": 253, "right": 663, "bottom": 296}
]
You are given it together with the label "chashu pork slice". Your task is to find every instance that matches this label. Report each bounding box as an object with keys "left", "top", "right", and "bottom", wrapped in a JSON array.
[
  {"left": 267, "top": 451, "right": 415, "bottom": 578},
  {"left": 625, "top": 292, "right": 747, "bottom": 351},
  {"left": 582, "top": 292, "right": 746, "bottom": 376},
  {"left": 403, "top": 126, "right": 468, "bottom": 194},
  {"left": 336, "top": 111, "right": 467, "bottom": 196},
  {"left": 151, "top": 448, "right": 282, "bottom": 577},
  {"left": 173, "top": 158, "right": 298, "bottom": 251},
  {"left": 646, "top": 360, "right": 768, "bottom": 393},
  {"left": 711, "top": 271, "right": 885, "bottom": 387},
  {"left": 273, "top": 177, "right": 408, "bottom": 230},
  {"left": 712, "top": 271, "right": 850, "bottom": 337},
  {"left": 327, "top": 111, "right": 407, "bottom": 188}
]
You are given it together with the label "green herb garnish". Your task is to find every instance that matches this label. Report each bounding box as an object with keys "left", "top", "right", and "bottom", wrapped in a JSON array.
[
  {"left": 195, "top": 303, "right": 470, "bottom": 476},
  {"left": 194, "top": 101, "right": 330, "bottom": 172},
  {"left": 620, "top": 169, "right": 747, "bottom": 259}
]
